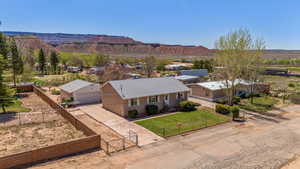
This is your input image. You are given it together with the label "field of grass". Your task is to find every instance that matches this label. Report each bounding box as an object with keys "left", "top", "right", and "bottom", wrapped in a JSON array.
[
  {"left": 0, "top": 100, "right": 31, "bottom": 114},
  {"left": 238, "top": 96, "right": 279, "bottom": 113},
  {"left": 135, "top": 109, "right": 230, "bottom": 137}
]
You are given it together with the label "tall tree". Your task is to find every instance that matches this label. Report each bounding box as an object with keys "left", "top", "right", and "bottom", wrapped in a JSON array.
[
  {"left": 38, "top": 48, "right": 46, "bottom": 75},
  {"left": 215, "top": 28, "right": 265, "bottom": 105},
  {"left": 10, "top": 38, "right": 23, "bottom": 86},
  {"left": 0, "top": 33, "right": 8, "bottom": 60},
  {"left": 93, "top": 53, "right": 110, "bottom": 66},
  {"left": 50, "top": 51, "right": 59, "bottom": 74},
  {"left": 0, "top": 54, "right": 15, "bottom": 113},
  {"left": 143, "top": 56, "right": 157, "bottom": 78}
]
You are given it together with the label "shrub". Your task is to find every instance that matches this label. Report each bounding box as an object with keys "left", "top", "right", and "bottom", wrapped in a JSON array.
[
  {"left": 289, "top": 94, "right": 300, "bottom": 104},
  {"left": 240, "top": 93, "right": 250, "bottom": 99},
  {"left": 51, "top": 89, "right": 61, "bottom": 95},
  {"left": 128, "top": 110, "right": 139, "bottom": 119},
  {"left": 233, "top": 96, "right": 240, "bottom": 104},
  {"left": 179, "top": 101, "right": 200, "bottom": 112},
  {"left": 216, "top": 99, "right": 226, "bottom": 104},
  {"left": 146, "top": 104, "right": 159, "bottom": 115},
  {"left": 231, "top": 106, "right": 240, "bottom": 118},
  {"left": 215, "top": 104, "right": 231, "bottom": 115},
  {"left": 288, "top": 83, "right": 296, "bottom": 88}
]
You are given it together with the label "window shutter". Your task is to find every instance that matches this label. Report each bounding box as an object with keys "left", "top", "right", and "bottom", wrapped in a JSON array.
[
  {"left": 137, "top": 98, "right": 140, "bottom": 106},
  {"left": 147, "top": 97, "right": 149, "bottom": 104},
  {"left": 157, "top": 95, "right": 160, "bottom": 102},
  {"left": 176, "top": 93, "right": 179, "bottom": 99}
]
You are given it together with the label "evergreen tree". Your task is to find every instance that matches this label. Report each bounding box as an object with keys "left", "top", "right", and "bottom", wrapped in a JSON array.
[
  {"left": 38, "top": 48, "right": 46, "bottom": 75},
  {"left": 50, "top": 51, "right": 59, "bottom": 74},
  {"left": 0, "top": 54, "right": 15, "bottom": 113},
  {"left": 0, "top": 33, "right": 8, "bottom": 60},
  {"left": 10, "top": 38, "right": 23, "bottom": 86}
]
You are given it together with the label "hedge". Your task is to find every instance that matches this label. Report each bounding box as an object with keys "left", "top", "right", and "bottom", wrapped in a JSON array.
[
  {"left": 179, "top": 101, "right": 200, "bottom": 112},
  {"left": 146, "top": 104, "right": 159, "bottom": 115},
  {"left": 215, "top": 104, "right": 240, "bottom": 118},
  {"left": 128, "top": 110, "right": 139, "bottom": 118}
]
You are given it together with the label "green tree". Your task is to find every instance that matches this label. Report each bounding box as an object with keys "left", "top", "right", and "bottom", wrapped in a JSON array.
[
  {"left": 38, "top": 48, "right": 46, "bottom": 75},
  {"left": 93, "top": 53, "right": 110, "bottom": 66},
  {"left": 10, "top": 38, "right": 23, "bottom": 86},
  {"left": 0, "top": 33, "right": 8, "bottom": 60},
  {"left": 50, "top": 51, "right": 59, "bottom": 74},
  {"left": 215, "top": 28, "right": 265, "bottom": 105},
  {"left": 0, "top": 54, "right": 15, "bottom": 113}
]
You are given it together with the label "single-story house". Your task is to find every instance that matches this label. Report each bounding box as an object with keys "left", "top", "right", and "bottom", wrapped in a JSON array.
[
  {"left": 165, "top": 64, "right": 188, "bottom": 71},
  {"left": 174, "top": 75, "right": 200, "bottom": 84},
  {"left": 180, "top": 69, "right": 208, "bottom": 77},
  {"left": 188, "top": 79, "right": 269, "bottom": 102},
  {"left": 102, "top": 77, "right": 190, "bottom": 117},
  {"left": 124, "top": 73, "right": 142, "bottom": 79},
  {"left": 88, "top": 66, "right": 105, "bottom": 74},
  {"left": 59, "top": 79, "right": 101, "bottom": 105}
]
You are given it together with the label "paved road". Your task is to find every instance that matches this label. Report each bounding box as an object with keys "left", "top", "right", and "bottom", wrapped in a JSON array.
[
  {"left": 29, "top": 105, "right": 300, "bottom": 169},
  {"left": 78, "top": 104, "right": 164, "bottom": 146}
]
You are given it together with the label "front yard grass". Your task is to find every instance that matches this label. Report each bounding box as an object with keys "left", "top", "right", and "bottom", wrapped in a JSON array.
[
  {"left": 135, "top": 109, "right": 230, "bottom": 137},
  {"left": 238, "top": 96, "right": 279, "bottom": 113},
  {"left": 0, "top": 100, "right": 31, "bottom": 114}
]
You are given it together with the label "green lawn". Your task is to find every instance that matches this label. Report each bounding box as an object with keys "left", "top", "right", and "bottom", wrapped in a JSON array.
[
  {"left": 0, "top": 100, "right": 31, "bottom": 114},
  {"left": 135, "top": 109, "right": 230, "bottom": 137},
  {"left": 238, "top": 96, "right": 279, "bottom": 113}
]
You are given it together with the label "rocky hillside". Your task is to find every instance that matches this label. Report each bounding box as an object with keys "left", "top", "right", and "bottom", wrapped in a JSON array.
[{"left": 4, "top": 31, "right": 211, "bottom": 57}]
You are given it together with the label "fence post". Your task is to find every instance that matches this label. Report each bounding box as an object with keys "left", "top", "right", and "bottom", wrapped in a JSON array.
[
  {"left": 122, "top": 137, "right": 125, "bottom": 150},
  {"left": 135, "top": 134, "right": 138, "bottom": 146},
  {"left": 106, "top": 141, "right": 109, "bottom": 155}
]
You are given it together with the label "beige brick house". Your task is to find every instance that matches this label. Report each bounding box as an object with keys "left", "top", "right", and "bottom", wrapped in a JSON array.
[{"left": 101, "top": 78, "right": 190, "bottom": 117}]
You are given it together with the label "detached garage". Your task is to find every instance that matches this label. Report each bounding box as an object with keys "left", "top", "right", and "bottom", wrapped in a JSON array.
[{"left": 59, "top": 79, "right": 101, "bottom": 105}]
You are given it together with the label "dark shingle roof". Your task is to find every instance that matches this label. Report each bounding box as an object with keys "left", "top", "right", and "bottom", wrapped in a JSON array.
[{"left": 108, "top": 77, "right": 190, "bottom": 99}]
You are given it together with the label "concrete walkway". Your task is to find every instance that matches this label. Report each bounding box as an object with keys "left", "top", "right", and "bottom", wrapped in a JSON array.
[
  {"left": 189, "top": 97, "right": 216, "bottom": 109},
  {"left": 78, "top": 104, "right": 164, "bottom": 146}
]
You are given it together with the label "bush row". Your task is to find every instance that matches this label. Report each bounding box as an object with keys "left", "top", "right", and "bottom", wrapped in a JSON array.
[
  {"left": 215, "top": 104, "right": 240, "bottom": 118},
  {"left": 128, "top": 101, "right": 200, "bottom": 119}
]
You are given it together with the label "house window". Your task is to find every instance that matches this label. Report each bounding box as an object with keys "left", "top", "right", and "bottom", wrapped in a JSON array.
[
  {"left": 148, "top": 96, "right": 159, "bottom": 104},
  {"left": 164, "top": 95, "right": 169, "bottom": 104},
  {"left": 129, "top": 98, "right": 139, "bottom": 107},
  {"left": 177, "top": 92, "right": 184, "bottom": 100}
]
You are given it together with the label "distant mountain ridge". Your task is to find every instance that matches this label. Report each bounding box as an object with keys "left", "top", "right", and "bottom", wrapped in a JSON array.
[{"left": 3, "top": 31, "right": 300, "bottom": 58}]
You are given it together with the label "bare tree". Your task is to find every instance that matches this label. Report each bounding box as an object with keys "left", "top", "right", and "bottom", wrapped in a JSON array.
[{"left": 143, "top": 56, "right": 156, "bottom": 78}]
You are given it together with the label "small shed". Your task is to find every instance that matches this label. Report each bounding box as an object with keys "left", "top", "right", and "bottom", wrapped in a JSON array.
[{"left": 59, "top": 80, "right": 101, "bottom": 105}]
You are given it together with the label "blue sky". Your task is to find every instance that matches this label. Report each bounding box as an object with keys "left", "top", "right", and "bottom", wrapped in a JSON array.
[{"left": 1, "top": 0, "right": 299, "bottom": 49}]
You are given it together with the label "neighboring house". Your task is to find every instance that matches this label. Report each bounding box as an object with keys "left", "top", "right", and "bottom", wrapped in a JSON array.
[
  {"left": 180, "top": 69, "right": 208, "bottom": 77},
  {"left": 59, "top": 80, "right": 101, "bottom": 105},
  {"left": 165, "top": 64, "right": 188, "bottom": 71},
  {"left": 188, "top": 79, "right": 269, "bottom": 102},
  {"left": 88, "top": 66, "right": 105, "bottom": 74},
  {"left": 101, "top": 78, "right": 190, "bottom": 117},
  {"left": 67, "top": 66, "right": 81, "bottom": 73},
  {"left": 174, "top": 75, "right": 200, "bottom": 84},
  {"left": 124, "top": 73, "right": 142, "bottom": 79}
]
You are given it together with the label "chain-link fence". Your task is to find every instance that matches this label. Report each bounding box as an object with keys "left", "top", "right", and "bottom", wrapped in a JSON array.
[
  {"left": 0, "top": 111, "right": 60, "bottom": 127},
  {"left": 100, "top": 129, "right": 138, "bottom": 155}
]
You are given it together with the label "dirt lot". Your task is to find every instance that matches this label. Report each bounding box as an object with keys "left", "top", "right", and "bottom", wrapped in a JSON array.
[
  {"left": 0, "top": 119, "right": 85, "bottom": 157},
  {"left": 0, "top": 93, "right": 60, "bottom": 127}
]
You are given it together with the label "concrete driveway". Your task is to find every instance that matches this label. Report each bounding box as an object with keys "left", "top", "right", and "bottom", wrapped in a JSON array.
[
  {"left": 78, "top": 104, "right": 164, "bottom": 146},
  {"left": 189, "top": 97, "right": 216, "bottom": 109}
]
